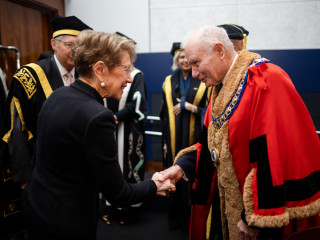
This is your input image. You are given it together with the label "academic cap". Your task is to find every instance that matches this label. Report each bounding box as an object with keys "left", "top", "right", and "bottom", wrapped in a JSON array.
[
  {"left": 115, "top": 32, "right": 137, "bottom": 45},
  {"left": 51, "top": 15, "right": 92, "bottom": 38},
  {"left": 218, "top": 23, "right": 249, "bottom": 40},
  {"left": 170, "top": 42, "right": 182, "bottom": 56},
  {"left": 218, "top": 23, "right": 249, "bottom": 48}
]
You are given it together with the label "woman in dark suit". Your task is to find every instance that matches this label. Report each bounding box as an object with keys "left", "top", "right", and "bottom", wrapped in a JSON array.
[{"left": 22, "top": 30, "right": 175, "bottom": 240}]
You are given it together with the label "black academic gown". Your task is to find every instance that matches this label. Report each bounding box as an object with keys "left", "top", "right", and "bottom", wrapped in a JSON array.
[
  {"left": 106, "top": 69, "right": 148, "bottom": 185},
  {"left": 160, "top": 69, "right": 207, "bottom": 168},
  {"left": 0, "top": 56, "right": 66, "bottom": 239},
  {"left": 160, "top": 69, "right": 207, "bottom": 230}
]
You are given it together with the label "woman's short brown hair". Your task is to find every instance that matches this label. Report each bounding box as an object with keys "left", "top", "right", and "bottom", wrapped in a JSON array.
[{"left": 72, "top": 30, "right": 136, "bottom": 78}]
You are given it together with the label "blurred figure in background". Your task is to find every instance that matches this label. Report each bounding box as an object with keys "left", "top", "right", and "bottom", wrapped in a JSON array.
[
  {"left": 160, "top": 42, "right": 209, "bottom": 231},
  {"left": 104, "top": 32, "right": 148, "bottom": 224},
  {"left": 218, "top": 23, "right": 249, "bottom": 52},
  {"left": 0, "top": 15, "right": 91, "bottom": 239}
]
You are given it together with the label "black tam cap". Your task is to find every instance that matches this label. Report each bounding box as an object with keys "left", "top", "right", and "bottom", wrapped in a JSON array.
[
  {"left": 51, "top": 15, "right": 92, "bottom": 38},
  {"left": 170, "top": 42, "right": 182, "bottom": 56},
  {"left": 218, "top": 23, "right": 249, "bottom": 49},
  {"left": 218, "top": 23, "right": 249, "bottom": 40},
  {"left": 115, "top": 32, "right": 137, "bottom": 45}
]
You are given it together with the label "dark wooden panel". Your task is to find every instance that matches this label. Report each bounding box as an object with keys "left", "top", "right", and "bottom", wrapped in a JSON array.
[{"left": 0, "top": 0, "right": 64, "bottom": 86}]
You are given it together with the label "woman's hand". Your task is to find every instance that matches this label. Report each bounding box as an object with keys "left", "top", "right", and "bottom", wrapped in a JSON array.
[
  {"left": 163, "top": 143, "right": 167, "bottom": 154},
  {"left": 152, "top": 172, "right": 176, "bottom": 196},
  {"left": 173, "top": 98, "right": 182, "bottom": 116},
  {"left": 173, "top": 98, "right": 197, "bottom": 116}
]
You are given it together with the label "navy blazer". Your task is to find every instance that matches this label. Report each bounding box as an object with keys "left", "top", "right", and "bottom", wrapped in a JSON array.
[{"left": 23, "top": 80, "right": 157, "bottom": 238}]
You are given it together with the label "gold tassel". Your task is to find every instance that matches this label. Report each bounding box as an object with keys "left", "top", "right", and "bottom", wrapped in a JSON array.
[{"left": 243, "top": 34, "right": 247, "bottom": 49}]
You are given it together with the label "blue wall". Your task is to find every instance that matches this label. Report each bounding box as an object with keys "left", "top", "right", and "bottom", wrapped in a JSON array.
[{"left": 252, "top": 49, "right": 320, "bottom": 93}]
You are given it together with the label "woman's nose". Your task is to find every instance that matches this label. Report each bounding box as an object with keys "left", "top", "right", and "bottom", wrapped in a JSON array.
[{"left": 127, "top": 73, "right": 133, "bottom": 83}]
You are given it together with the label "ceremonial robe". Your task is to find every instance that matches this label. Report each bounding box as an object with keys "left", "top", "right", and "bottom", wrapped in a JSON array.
[
  {"left": 176, "top": 50, "right": 320, "bottom": 240},
  {"left": 0, "top": 56, "right": 66, "bottom": 239},
  {"left": 160, "top": 69, "right": 208, "bottom": 230},
  {"left": 160, "top": 70, "right": 208, "bottom": 168},
  {"left": 106, "top": 68, "right": 148, "bottom": 184}
]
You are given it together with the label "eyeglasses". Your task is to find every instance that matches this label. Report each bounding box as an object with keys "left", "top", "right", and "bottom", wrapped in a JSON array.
[
  {"left": 55, "top": 39, "right": 74, "bottom": 49},
  {"left": 118, "top": 64, "right": 131, "bottom": 77}
]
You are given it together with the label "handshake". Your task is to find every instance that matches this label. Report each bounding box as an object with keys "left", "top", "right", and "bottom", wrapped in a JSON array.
[{"left": 151, "top": 165, "right": 184, "bottom": 197}]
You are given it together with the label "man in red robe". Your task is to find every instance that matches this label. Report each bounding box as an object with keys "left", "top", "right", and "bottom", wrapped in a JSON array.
[{"left": 159, "top": 25, "right": 320, "bottom": 240}]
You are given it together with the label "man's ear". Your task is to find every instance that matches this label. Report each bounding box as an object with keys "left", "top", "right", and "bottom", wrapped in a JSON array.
[
  {"left": 51, "top": 38, "right": 57, "bottom": 51},
  {"left": 213, "top": 42, "right": 225, "bottom": 59}
]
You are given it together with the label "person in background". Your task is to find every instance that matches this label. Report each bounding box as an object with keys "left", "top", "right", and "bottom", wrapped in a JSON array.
[
  {"left": 22, "top": 30, "right": 175, "bottom": 240},
  {"left": 160, "top": 42, "right": 208, "bottom": 231},
  {"left": 159, "top": 25, "right": 320, "bottom": 240},
  {"left": 1, "top": 15, "right": 92, "bottom": 188},
  {"left": 104, "top": 32, "right": 148, "bottom": 224},
  {"left": 218, "top": 23, "right": 249, "bottom": 52},
  {"left": 0, "top": 15, "right": 91, "bottom": 239}
]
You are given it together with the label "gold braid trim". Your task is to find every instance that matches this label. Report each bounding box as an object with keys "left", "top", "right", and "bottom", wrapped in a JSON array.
[
  {"left": 173, "top": 145, "right": 197, "bottom": 165},
  {"left": 26, "top": 63, "right": 53, "bottom": 99},
  {"left": 2, "top": 97, "right": 33, "bottom": 143},
  {"left": 14, "top": 67, "right": 37, "bottom": 99}
]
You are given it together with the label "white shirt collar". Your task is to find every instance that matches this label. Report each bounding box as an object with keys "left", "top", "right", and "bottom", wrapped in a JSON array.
[
  {"left": 222, "top": 53, "right": 238, "bottom": 85},
  {"left": 54, "top": 54, "right": 75, "bottom": 85}
]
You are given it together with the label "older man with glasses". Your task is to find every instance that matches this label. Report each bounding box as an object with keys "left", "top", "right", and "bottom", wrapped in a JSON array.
[{"left": 0, "top": 15, "right": 91, "bottom": 239}]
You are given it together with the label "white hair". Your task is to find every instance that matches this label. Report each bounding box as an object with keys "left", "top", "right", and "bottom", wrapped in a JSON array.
[{"left": 182, "top": 25, "right": 234, "bottom": 54}]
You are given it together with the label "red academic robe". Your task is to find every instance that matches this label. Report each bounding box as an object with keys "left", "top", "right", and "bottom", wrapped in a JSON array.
[{"left": 179, "top": 50, "right": 320, "bottom": 240}]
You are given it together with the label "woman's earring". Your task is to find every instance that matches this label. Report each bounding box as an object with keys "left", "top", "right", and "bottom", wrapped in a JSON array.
[{"left": 101, "top": 82, "right": 105, "bottom": 87}]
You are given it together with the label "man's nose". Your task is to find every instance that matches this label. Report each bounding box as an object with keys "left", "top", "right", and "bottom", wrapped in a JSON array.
[{"left": 192, "top": 66, "right": 199, "bottom": 78}]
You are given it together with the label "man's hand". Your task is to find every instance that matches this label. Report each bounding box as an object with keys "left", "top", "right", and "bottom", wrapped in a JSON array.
[
  {"left": 152, "top": 172, "right": 176, "bottom": 196},
  {"left": 237, "top": 220, "right": 260, "bottom": 240},
  {"left": 158, "top": 165, "right": 184, "bottom": 184}
]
